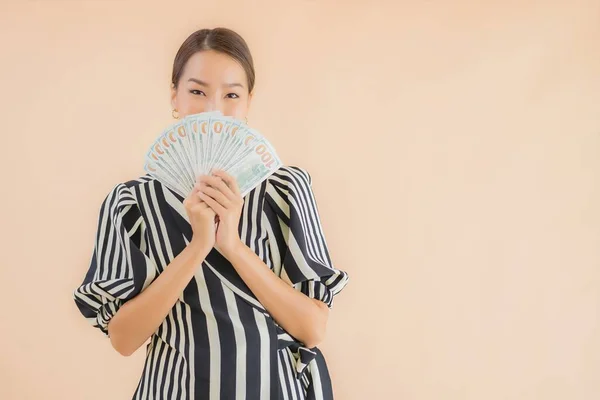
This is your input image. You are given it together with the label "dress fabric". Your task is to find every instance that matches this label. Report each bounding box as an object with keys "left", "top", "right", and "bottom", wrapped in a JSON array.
[{"left": 73, "top": 165, "right": 349, "bottom": 400}]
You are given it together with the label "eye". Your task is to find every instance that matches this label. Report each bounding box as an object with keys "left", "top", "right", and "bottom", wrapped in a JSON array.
[
  {"left": 190, "top": 89, "right": 206, "bottom": 96},
  {"left": 226, "top": 93, "right": 239, "bottom": 99}
]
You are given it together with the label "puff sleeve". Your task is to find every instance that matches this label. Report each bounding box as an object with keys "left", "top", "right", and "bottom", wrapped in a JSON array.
[
  {"left": 276, "top": 166, "right": 349, "bottom": 309},
  {"left": 73, "top": 183, "right": 157, "bottom": 337}
]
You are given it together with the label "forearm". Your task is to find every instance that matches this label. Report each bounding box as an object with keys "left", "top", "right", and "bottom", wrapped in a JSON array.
[
  {"left": 225, "top": 242, "right": 329, "bottom": 348},
  {"left": 107, "top": 239, "right": 211, "bottom": 356}
]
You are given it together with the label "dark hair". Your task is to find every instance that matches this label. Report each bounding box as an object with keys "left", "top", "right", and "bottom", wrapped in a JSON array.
[{"left": 171, "top": 27, "right": 255, "bottom": 93}]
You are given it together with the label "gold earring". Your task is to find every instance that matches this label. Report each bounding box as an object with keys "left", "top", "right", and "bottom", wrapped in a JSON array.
[
  {"left": 172, "top": 109, "right": 179, "bottom": 119},
  {"left": 245, "top": 116, "right": 249, "bottom": 125}
]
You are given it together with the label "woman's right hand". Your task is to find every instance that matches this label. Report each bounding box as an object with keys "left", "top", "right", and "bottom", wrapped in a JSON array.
[{"left": 183, "top": 177, "right": 217, "bottom": 250}]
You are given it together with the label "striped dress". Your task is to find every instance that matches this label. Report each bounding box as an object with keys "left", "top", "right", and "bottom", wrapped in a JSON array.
[{"left": 73, "top": 165, "right": 349, "bottom": 400}]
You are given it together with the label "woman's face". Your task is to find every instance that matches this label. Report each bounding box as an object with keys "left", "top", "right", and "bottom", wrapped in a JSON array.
[{"left": 170, "top": 50, "right": 252, "bottom": 120}]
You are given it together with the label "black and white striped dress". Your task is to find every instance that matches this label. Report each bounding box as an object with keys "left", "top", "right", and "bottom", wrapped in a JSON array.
[{"left": 73, "top": 165, "right": 349, "bottom": 400}]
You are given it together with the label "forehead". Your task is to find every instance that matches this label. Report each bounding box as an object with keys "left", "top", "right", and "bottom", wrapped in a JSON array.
[{"left": 181, "top": 50, "right": 246, "bottom": 84}]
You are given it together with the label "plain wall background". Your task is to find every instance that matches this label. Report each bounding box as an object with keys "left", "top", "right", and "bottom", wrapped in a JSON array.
[{"left": 1, "top": 0, "right": 599, "bottom": 399}]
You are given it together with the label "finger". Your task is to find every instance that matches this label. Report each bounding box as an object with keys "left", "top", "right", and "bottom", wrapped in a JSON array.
[
  {"left": 193, "top": 177, "right": 208, "bottom": 198},
  {"left": 195, "top": 190, "right": 210, "bottom": 207},
  {"left": 189, "top": 185, "right": 209, "bottom": 208},
  {"left": 200, "top": 184, "right": 230, "bottom": 209},
  {"left": 198, "top": 191, "right": 226, "bottom": 216},
  {"left": 212, "top": 170, "right": 241, "bottom": 197},
  {"left": 200, "top": 175, "right": 235, "bottom": 201}
]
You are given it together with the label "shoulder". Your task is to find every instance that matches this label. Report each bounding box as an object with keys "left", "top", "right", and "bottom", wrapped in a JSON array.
[
  {"left": 102, "top": 174, "right": 156, "bottom": 207},
  {"left": 123, "top": 173, "right": 156, "bottom": 190},
  {"left": 264, "top": 166, "right": 319, "bottom": 213},
  {"left": 269, "top": 165, "right": 313, "bottom": 190}
]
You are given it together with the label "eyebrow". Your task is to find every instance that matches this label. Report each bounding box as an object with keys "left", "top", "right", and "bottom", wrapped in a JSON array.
[{"left": 187, "top": 78, "right": 244, "bottom": 89}]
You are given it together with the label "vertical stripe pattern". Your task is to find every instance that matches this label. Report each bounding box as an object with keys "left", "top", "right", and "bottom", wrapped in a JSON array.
[{"left": 73, "top": 166, "right": 349, "bottom": 399}]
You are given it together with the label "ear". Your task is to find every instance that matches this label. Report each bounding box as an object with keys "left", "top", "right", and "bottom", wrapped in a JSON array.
[
  {"left": 247, "top": 90, "right": 254, "bottom": 110},
  {"left": 170, "top": 83, "right": 178, "bottom": 110}
]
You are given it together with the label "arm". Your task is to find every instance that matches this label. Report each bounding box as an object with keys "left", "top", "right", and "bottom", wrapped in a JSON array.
[
  {"left": 198, "top": 169, "right": 340, "bottom": 349},
  {"left": 224, "top": 242, "right": 329, "bottom": 349},
  {"left": 107, "top": 239, "right": 211, "bottom": 356}
]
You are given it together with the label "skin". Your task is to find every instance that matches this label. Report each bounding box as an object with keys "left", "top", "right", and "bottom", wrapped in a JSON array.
[
  {"left": 108, "top": 50, "right": 328, "bottom": 357},
  {"left": 170, "top": 50, "right": 253, "bottom": 121}
]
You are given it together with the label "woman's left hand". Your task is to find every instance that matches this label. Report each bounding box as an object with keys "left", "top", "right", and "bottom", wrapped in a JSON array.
[{"left": 197, "top": 170, "right": 245, "bottom": 258}]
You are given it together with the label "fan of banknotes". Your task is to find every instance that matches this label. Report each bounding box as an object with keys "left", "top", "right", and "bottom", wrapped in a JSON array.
[{"left": 143, "top": 111, "right": 282, "bottom": 199}]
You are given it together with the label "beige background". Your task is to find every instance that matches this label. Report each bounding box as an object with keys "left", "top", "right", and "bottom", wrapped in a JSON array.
[{"left": 1, "top": 0, "right": 599, "bottom": 399}]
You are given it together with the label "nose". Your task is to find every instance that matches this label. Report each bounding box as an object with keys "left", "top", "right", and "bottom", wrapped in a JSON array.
[{"left": 205, "top": 97, "right": 225, "bottom": 114}]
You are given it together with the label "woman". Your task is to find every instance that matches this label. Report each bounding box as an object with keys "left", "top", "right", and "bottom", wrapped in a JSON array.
[{"left": 73, "top": 27, "right": 349, "bottom": 400}]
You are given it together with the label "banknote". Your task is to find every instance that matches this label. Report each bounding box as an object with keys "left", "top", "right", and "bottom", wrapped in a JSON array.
[{"left": 143, "top": 111, "right": 282, "bottom": 200}]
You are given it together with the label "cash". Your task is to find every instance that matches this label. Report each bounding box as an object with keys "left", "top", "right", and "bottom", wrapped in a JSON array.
[{"left": 143, "top": 111, "right": 282, "bottom": 198}]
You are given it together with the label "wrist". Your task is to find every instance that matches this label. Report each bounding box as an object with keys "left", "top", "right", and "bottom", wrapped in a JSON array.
[
  {"left": 222, "top": 240, "right": 246, "bottom": 260},
  {"left": 188, "top": 238, "right": 212, "bottom": 260}
]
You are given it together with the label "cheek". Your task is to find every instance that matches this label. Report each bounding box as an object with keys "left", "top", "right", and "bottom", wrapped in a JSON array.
[
  {"left": 224, "top": 101, "right": 248, "bottom": 119},
  {"left": 179, "top": 93, "right": 207, "bottom": 116}
]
